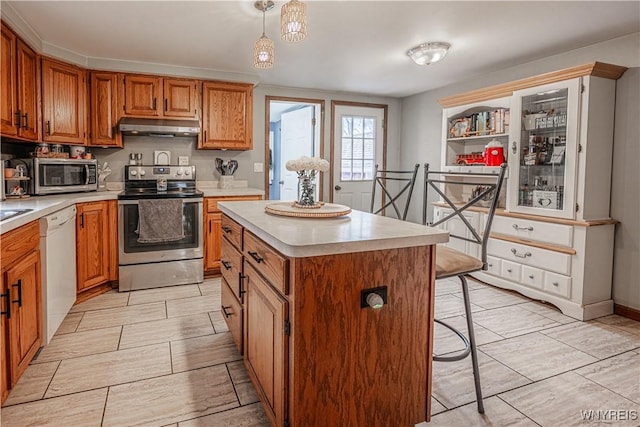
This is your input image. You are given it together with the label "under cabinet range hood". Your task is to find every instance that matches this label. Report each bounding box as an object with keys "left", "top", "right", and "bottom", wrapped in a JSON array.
[{"left": 118, "top": 118, "right": 200, "bottom": 137}]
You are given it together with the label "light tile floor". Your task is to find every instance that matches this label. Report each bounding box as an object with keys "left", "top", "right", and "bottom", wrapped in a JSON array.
[{"left": 1, "top": 277, "right": 639, "bottom": 427}]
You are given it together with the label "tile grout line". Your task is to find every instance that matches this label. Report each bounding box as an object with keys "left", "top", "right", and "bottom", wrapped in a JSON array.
[
  {"left": 101, "top": 387, "right": 110, "bottom": 427},
  {"left": 495, "top": 394, "right": 543, "bottom": 426}
]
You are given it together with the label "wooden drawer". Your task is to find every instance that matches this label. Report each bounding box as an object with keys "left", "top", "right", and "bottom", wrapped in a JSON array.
[
  {"left": 488, "top": 237, "right": 571, "bottom": 276},
  {"left": 486, "top": 255, "right": 501, "bottom": 276},
  {"left": 1, "top": 221, "right": 40, "bottom": 267},
  {"left": 221, "top": 277, "right": 243, "bottom": 354},
  {"left": 544, "top": 271, "right": 571, "bottom": 299},
  {"left": 500, "top": 260, "right": 521, "bottom": 282},
  {"left": 492, "top": 215, "right": 573, "bottom": 247},
  {"left": 221, "top": 236, "right": 244, "bottom": 301},
  {"left": 521, "top": 265, "right": 544, "bottom": 290},
  {"left": 244, "top": 231, "right": 288, "bottom": 294},
  {"left": 221, "top": 215, "right": 243, "bottom": 252}
]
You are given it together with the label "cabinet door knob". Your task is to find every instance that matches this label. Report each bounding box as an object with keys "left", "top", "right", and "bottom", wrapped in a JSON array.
[
  {"left": 512, "top": 141, "right": 517, "bottom": 154},
  {"left": 507, "top": 269, "right": 513, "bottom": 273},
  {"left": 552, "top": 282, "right": 559, "bottom": 287},
  {"left": 529, "top": 275, "right": 534, "bottom": 279}
]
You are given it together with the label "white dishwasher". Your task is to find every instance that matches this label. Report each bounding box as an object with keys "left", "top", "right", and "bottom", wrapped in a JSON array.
[{"left": 40, "top": 205, "right": 77, "bottom": 345}]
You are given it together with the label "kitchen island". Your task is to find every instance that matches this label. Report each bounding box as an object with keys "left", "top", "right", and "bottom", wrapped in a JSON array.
[{"left": 218, "top": 200, "right": 448, "bottom": 427}]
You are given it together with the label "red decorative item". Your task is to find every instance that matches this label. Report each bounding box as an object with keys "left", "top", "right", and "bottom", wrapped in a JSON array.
[
  {"left": 484, "top": 140, "right": 505, "bottom": 166},
  {"left": 456, "top": 152, "right": 485, "bottom": 165}
]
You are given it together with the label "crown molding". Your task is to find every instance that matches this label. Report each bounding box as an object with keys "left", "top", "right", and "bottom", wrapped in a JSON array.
[{"left": 1, "top": 3, "right": 42, "bottom": 52}]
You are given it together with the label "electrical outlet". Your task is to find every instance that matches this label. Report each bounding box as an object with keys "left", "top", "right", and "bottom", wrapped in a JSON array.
[
  {"left": 178, "top": 156, "right": 189, "bottom": 165},
  {"left": 254, "top": 162, "right": 264, "bottom": 172}
]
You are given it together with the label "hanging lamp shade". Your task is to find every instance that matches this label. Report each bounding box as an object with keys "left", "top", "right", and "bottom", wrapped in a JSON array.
[
  {"left": 254, "top": 34, "right": 275, "bottom": 69},
  {"left": 281, "top": 0, "right": 307, "bottom": 42}
]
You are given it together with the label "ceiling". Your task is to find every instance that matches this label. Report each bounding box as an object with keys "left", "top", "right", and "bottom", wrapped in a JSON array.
[{"left": 3, "top": 1, "right": 639, "bottom": 98}]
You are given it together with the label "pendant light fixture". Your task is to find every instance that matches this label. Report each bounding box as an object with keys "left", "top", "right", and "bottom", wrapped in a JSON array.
[
  {"left": 281, "top": 0, "right": 307, "bottom": 43},
  {"left": 254, "top": 1, "right": 275, "bottom": 69}
]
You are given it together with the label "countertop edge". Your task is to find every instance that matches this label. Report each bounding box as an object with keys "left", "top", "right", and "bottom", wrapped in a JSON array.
[
  {"left": 219, "top": 201, "right": 449, "bottom": 258},
  {"left": 1, "top": 187, "right": 264, "bottom": 235}
]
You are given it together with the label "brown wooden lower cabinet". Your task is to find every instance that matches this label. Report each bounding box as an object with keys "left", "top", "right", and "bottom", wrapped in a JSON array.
[
  {"left": 203, "top": 195, "right": 261, "bottom": 275},
  {"left": 76, "top": 200, "right": 118, "bottom": 300},
  {"left": 0, "top": 221, "right": 42, "bottom": 405},
  {"left": 220, "top": 214, "right": 435, "bottom": 426}
]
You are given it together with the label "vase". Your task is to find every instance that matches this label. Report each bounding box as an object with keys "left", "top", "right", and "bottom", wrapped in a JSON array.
[{"left": 296, "top": 170, "right": 317, "bottom": 207}]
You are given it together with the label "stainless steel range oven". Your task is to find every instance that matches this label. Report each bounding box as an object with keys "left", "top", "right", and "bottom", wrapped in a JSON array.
[{"left": 118, "top": 165, "right": 203, "bottom": 291}]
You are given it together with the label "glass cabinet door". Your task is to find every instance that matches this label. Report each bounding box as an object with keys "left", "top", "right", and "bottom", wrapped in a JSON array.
[{"left": 507, "top": 78, "right": 580, "bottom": 219}]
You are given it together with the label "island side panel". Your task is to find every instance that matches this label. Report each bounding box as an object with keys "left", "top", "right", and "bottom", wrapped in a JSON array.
[{"left": 288, "top": 245, "right": 435, "bottom": 426}]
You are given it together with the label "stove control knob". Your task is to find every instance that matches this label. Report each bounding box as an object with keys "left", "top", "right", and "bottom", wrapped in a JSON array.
[
  {"left": 184, "top": 169, "right": 191, "bottom": 176},
  {"left": 139, "top": 170, "right": 146, "bottom": 176},
  {"left": 176, "top": 169, "right": 183, "bottom": 176},
  {"left": 130, "top": 170, "right": 137, "bottom": 176}
]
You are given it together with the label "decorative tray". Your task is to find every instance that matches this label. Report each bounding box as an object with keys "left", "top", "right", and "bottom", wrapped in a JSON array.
[{"left": 265, "top": 202, "right": 351, "bottom": 218}]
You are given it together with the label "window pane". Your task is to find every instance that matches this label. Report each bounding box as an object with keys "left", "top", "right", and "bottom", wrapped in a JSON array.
[
  {"left": 352, "top": 160, "right": 363, "bottom": 181},
  {"left": 341, "top": 159, "right": 352, "bottom": 181},
  {"left": 353, "top": 117, "right": 363, "bottom": 137},
  {"left": 364, "top": 118, "right": 375, "bottom": 138},
  {"left": 341, "top": 138, "right": 352, "bottom": 159},
  {"left": 353, "top": 138, "right": 363, "bottom": 158},
  {"left": 364, "top": 139, "right": 374, "bottom": 159},
  {"left": 342, "top": 117, "right": 352, "bottom": 137},
  {"left": 364, "top": 160, "right": 375, "bottom": 180}
]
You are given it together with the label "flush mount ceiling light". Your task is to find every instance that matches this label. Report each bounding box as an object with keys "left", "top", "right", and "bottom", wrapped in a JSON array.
[
  {"left": 281, "top": 0, "right": 307, "bottom": 42},
  {"left": 254, "top": 1, "right": 275, "bottom": 69},
  {"left": 406, "top": 42, "right": 451, "bottom": 66}
]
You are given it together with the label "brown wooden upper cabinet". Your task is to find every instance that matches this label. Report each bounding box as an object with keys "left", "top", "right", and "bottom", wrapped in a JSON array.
[
  {"left": 200, "top": 81, "right": 253, "bottom": 150},
  {"left": 122, "top": 74, "right": 199, "bottom": 119},
  {"left": 41, "top": 58, "right": 87, "bottom": 144},
  {"left": 1, "top": 22, "right": 40, "bottom": 142},
  {"left": 89, "top": 72, "right": 122, "bottom": 147}
]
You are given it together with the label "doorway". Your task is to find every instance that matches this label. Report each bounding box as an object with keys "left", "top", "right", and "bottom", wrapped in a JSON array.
[
  {"left": 331, "top": 101, "right": 387, "bottom": 210},
  {"left": 265, "top": 97, "right": 324, "bottom": 200}
]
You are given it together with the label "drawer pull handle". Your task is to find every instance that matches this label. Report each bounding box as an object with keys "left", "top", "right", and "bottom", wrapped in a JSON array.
[
  {"left": 221, "top": 226, "right": 232, "bottom": 234},
  {"left": 239, "top": 273, "right": 247, "bottom": 296},
  {"left": 221, "top": 260, "right": 232, "bottom": 270},
  {"left": 512, "top": 224, "right": 534, "bottom": 231},
  {"left": 221, "top": 306, "right": 232, "bottom": 318},
  {"left": 511, "top": 248, "right": 532, "bottom": 259},
  {"left": 248, "top": 251, "right": 264, "bottom": 263},
  {"left": 529, "top": 275, "right": 534, "bottom": 279},
  {"left": 507, "top": 269, "right": 513, "bottom": 273},
  {"left": 552, "top": 282, "right": 559, "bottom": 287},
  {"left": 12, "top": 279, "right": 23, "bottom": 307},
  {"left": 0, "top": 290, "right": 11, "bottom": 319}
]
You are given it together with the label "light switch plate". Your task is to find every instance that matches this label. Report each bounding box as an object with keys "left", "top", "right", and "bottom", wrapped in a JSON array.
[
  {"left": 178, "top": 156, "right": 189, "bottom": 166},
  {"left": 254, "top": 162, "right": 264, "bottom": 172}
]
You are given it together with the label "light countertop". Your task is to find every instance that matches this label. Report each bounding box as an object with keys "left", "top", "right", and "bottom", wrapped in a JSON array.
[
  {"left": 218, "top": 200, "right": 449, "bottom": 258},
  {"left": 1, "top": 185, "right": 264, "bottom": 235}
]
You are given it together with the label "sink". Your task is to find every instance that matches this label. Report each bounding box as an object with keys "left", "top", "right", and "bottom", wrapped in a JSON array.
[{"left": 0, "top": 208, "right": 34, "bottom": 222}]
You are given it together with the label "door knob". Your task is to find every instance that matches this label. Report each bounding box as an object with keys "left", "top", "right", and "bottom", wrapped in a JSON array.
[
  {"left": 278, "top": 180, "right": 284, "bottom": 185},
  {"left": 334, "top": 185, "right": 341, "bottom": 191}
]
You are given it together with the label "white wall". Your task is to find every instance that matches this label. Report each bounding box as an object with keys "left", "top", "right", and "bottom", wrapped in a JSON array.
[{"left": 399, "top": 32, "right": 640, "bottom": 310}]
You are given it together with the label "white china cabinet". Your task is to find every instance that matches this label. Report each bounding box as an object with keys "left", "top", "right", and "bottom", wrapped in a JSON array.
[{"left": 435, "top": 63, "right": 627, "bottom": 320}]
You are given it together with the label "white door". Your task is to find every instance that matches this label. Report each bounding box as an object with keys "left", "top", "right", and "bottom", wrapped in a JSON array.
[
  {"left": 332, "top": 105, "right": 384, "bottom": 211},
  {"left": 279, "top": 106, "right": 315, "bottom": 201}
]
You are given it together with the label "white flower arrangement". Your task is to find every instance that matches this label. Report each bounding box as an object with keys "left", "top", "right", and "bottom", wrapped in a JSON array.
[{"left": 285, "top": 156, "right": 330, "bottom": 173}]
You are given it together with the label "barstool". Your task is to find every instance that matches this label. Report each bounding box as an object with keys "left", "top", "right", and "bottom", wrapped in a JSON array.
[{"left": 370, "top": 163, "right": 420, "bottom": 220}]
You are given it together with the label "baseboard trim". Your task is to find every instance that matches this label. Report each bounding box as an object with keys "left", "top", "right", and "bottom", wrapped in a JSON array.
[{"left": 614, "top": 304, "right": 640, "bottom": 321}]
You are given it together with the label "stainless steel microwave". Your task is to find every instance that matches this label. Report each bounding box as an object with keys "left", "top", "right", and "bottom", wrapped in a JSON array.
[{"left": 10, "top": 158, "right": 98, "bottom": 195}]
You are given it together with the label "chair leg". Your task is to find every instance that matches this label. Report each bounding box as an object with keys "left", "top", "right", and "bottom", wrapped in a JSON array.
[{"left": 459, "top": 274, "right": 484, "bottom": 414}]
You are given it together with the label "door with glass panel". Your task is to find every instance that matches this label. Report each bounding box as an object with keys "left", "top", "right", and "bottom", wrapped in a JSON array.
[
  {"left": 332, "top": 105, "right": 385, "bottom": 211},
  {"left": 507, "top": 79, "right": 580, "bottom": 219}
]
